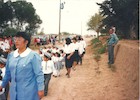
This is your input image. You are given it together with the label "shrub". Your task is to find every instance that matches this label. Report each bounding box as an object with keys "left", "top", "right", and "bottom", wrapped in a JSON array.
[
  {"left": 91, "top": 38, "right": 102, "bottom": 48},
  {"left": 98, "top": 44, "right": 107, "bottom": 54},
  {"left": 92, "top": 37, "right": 108, "bottom": 62},
  {"left": 92, "top": 38, "right": 101, "bottom": 44}
]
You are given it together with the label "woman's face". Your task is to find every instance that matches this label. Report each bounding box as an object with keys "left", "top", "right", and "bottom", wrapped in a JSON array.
[{"left": 14, "top": 37, "right": 28, "bottom": 49}]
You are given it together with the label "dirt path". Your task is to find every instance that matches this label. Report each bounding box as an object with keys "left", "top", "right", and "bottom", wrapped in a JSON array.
[
  {"left": 41, "top": 37, "right": 138, "bottom": 100},
  {"left": 41, "top": 37, "right": 102, "bottom": 100}
]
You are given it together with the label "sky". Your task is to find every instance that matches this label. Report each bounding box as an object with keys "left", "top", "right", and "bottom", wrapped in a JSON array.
[{"left": 26, "top": 0, "right": 104, "bottom": 35}]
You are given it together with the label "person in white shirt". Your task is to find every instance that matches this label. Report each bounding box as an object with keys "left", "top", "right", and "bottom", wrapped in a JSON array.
[
  {"left": 42, "top": 52, "right": 54, "bottom": 96},
  {"left": 0, "top": 57, "right": 7, "bottom": 100},
  {"left": 0, "top": 42, "right": 6, "bottom": 52},
  {"left": 0, "top": 38, "right": 10, "bottom": 58},
  {"left": 59, "top": 49, "right": 65, "bottom": 69},
  {"left": 52, "top": 52, "right": 63, "bottom": 77},
  {"left": 81, "top": 37, "right": 86, "bottom": 55},
  {"left": 77, "top": 37, "right": 85, "bottom": 65},
  {"left": 42, "top": 46, "right": 47, "bottom": 55},
  {"left": 4, "top": 37, "right": 10, "bottom": 50},
  {"left": 71, "top": 37, "right": 79, "bottom": 70},
  {"left": 63, "top": 38, "right": 75, "bottom": 78},
  {"left": 51, "top": 53, "right": 59, "bottom": 77}
]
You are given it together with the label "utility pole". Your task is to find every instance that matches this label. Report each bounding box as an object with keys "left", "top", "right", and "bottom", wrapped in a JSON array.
[
  {"left": 58, "top": 0, "right": 61, "bottom": 42},
  {"left": 81, "top": 21, "right": 82, "bottom": 36},
  {"left": 58, "top": 0, "right": 65, "bottom": 42}
]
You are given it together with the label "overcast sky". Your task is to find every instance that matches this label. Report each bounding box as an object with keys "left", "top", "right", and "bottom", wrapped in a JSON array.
[{"left": 26, "top": 0, "right": 104, "bottom": 35}]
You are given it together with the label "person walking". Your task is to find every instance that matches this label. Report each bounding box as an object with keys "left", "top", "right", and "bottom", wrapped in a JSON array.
[
  {"left": 107, "top": 27, "right": 119, "bottom": 65},
  {"left": 77, "top": 36, "right": 84, "bottom": 65},
  {"left": 81, "top": 37, "right": 86, "bottom": 57},
  {"left": 71, "top": 37, "right": 79, "bottom": 70},
  {"left": 0, "top": 32, "right": 44, "bottom": 100},
  {"left": 63, "top": 38, "right": 75, "bottom": 78},
  {"left": 42, "top": 52, "right": 54, "bottom": 96}
]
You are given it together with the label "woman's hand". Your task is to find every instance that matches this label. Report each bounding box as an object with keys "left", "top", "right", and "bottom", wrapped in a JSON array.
[
  {"left": 67, "top": 55, "right": 71, "bottom": 59},
  {"left": 38, "top": 90, "right": 44, "bottom": 99},
  {"left": 0, "top": 86, "right": 3, "bottom": 92}
]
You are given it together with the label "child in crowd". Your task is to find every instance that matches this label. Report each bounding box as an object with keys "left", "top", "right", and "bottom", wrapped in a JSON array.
[
  {"left": 42, "top": 53, "right": 54, "bottom": 96},
  {"left": 38, "top": 48, "right": 44, "bottom": 60},
  {"left": 51, "top": 53, "right": 59, "bottom": 77},
  {"left": 54, "top": 52, "right": 64, "bottom": 77},
  {"left": 59, "top": 49, "right": 65, "bottom": 69},
  {"left": 42, "top": 46, "right": 47, "bottom": 54}
]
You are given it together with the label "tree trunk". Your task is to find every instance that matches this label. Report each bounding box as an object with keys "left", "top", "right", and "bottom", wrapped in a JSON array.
[{"left": 96, "top": 29, "right": 99, "bottom": 39}]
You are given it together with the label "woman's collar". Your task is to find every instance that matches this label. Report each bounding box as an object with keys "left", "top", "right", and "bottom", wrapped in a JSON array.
[{"left": 13, "top": 47, "right": 31, "bottom": 57}]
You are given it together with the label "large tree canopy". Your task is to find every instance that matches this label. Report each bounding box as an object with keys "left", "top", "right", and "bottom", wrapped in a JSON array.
[
  {"left": 97, "top": 0, "right": 139, "bottom": 39},
  {"left": 0, "top": 0, "right": 42, "bottom": 36}
]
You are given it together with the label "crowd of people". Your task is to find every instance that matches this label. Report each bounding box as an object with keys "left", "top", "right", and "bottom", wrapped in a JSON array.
[
  {"left": 34, "top": 35, "right": 57, "bottom": 47},
  {"left": 0, "top": 36, "right": 14, "bottom": 100},
  {"left": 0, "top": 26, "right": 118, "bottom": 100},
  {"left": 39, "top": 35, "right": 87, "bottom": 95},
  {"left": 0, "top": 32, "right": 87, "bottom": 100}
]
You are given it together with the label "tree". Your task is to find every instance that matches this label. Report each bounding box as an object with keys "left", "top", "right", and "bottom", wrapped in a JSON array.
[
  {"left": 87, "top": 13, "right": 104, "bottom": 38},
  {"left": 3, "top": 27, "right": 17, "bottom": 36},
  {"left": 0, "top": 0, "right": 42, "bottom": 36},
  {"left": 12, "top": 1, "right": 42, "bottom": 32},
  {"left": 97, "top": 0, "right": 139, "bottom": 39},
  {"left": 0, "top": 1, "right": 13, "bottom": 33},
  {"left": 26, "top": 14, "right": 42, "bottom": 34}
]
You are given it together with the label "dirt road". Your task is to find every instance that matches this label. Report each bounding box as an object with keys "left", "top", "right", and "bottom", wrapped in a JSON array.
[
  {"left": 41, "top": 37, "right": 138, "bottom": 100},
  {"left": 41, "top": 37, "right": 100, "bottom": 100}
]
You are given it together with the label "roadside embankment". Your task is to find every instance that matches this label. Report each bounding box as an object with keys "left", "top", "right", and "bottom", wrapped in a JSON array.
[{"left": 114, "top": 40, "right": 139, "bottom": 99}]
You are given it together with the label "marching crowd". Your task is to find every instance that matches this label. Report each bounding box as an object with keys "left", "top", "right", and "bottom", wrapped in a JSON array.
[
  {"left": 0, "top": 32, "right": 87, "bottom": 100},
  {"left": 0, "top": 27, "right": 118, "bottom": 100},
  {"left": 39, "top": 36, "right": 86, "bottom": 96},
  {"left": 0, "top": 26, "right": 118, "bottom": 100}
]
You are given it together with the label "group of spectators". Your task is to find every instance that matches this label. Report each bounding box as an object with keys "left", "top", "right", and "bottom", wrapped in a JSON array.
[{"left": 34, "top": 35, "right": 57, "bottom": 47}]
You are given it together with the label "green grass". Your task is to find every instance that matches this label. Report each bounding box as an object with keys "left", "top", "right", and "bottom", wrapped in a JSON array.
[
  {"left": 97, "top": 44, "right": 107, "bottom": 54},
  {"left": 92, "top": 38, "right": 107, "bottom": 62}
]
